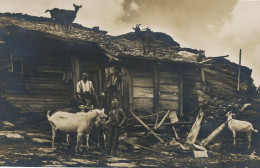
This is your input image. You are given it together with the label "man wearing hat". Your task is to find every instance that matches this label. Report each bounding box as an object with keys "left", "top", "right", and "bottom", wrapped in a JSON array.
[
  {"left": 106, "top": 99, "right": 126, "bottom": 156},
  {"left": 104, "top": 66, "right": 126, "bottom": 112},
  {"left": 76, "top": 72, "right": 97, "bottom": 108}
]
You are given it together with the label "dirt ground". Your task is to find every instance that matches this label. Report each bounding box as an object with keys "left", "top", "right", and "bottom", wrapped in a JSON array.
[{"left": 0, "top": 112, "right": 260, "bottom": 167}]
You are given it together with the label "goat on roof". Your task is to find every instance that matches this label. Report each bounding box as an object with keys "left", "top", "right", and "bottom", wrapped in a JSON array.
[{"left": 133, "top": 24, "right": 155, "bottom": 55}]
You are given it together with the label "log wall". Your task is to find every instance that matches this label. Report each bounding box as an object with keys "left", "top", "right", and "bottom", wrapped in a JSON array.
[
  {"left": 133, "top": 65, "right": 154, "bottom": 114},
  {"left": 2, "top": 50, "right": 73, "bottom": 113}
]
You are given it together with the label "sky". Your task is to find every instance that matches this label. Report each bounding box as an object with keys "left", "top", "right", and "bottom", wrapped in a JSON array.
[{"left": 0, "top": 0, "right": 259, "bottom": 86}]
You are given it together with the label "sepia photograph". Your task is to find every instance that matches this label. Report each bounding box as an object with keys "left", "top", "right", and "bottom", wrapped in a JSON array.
[{"left": 0, "top": 0, "right": 259, "bottom": 167}]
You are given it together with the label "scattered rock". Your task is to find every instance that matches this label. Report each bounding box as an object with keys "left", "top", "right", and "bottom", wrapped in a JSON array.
[
  {"left": 26, "top": 133, "right": 51, "bottom": 138},
  {"left": 106, "top": 162, "right": 136, "bottom": 167},
  {"left": 63, "top": 161, "right": 78, "bottom": 165},
  {"left": 6, "top": 133, "right": 24, "bottom": 139},
  {"left": 43, "top": 164, "right": 64, "bottom": 167},
  {"left": 71, "top": 158, "right": 96, "bottom": 164},
  {"left": 2, "top": 121, "right": 15, "bottom": 127},
  {"left": 0, "top": 161, "right": 6, "bottom": 165},
  {"left": 32, "top": 138, "right": 51, "bottom": 144},
  {"left": 38, "top": 148, "right": 55, "bottom": 153}
]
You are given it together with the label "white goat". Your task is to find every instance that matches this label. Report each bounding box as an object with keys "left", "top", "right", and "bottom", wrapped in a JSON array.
[
  {"left": 226, "top": 111, "right": 258, "bottom": 148},
  {"left": 47, "top": 109, "right": 106, "bottom": 152},
  {"left": 66, "top": 105, "right": 106, "bottom": 148}
]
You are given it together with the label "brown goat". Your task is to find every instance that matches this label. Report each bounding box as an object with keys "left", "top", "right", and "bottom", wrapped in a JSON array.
[{"left": 133, "top": 24, "right": 155, "bottom": 55}]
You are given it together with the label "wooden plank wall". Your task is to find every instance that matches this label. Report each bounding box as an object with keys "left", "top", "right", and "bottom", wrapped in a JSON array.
[
  {"left": 132, "top": 65, "right": 154, "bottom": 114},
  {"left": 3, "top": 52, "right": 73, "bottom": 113},
  {"left": 158, "top": 71, "right": 180, "bottom": 113}
]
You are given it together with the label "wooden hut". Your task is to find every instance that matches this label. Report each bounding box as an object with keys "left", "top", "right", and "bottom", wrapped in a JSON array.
[{"left": 0, "top": 13, "right": 255, "bottom": 124}]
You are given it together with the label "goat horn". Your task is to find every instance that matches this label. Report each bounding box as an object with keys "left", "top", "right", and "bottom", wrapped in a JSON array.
[{"left": 136, "top": 24, "right": 141, "bottom": 27}]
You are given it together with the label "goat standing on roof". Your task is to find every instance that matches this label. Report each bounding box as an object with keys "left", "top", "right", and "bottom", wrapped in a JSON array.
[
  {"left": 133, "top": 24, "right": 155, "bottom": 55},
  {"left": 45, "top": 4, "right": 82, "bottom": 33}
]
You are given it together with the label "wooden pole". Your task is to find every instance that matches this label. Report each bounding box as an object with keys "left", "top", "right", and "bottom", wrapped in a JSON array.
[
  {"left": 237, "top": 49, "right": 242, "bottom": 91},
  {"left": 129, "top": 65, "right": 134, "bottom": 113},
  {"left": 154, "top": 110, "right": 170, "bottom": 130},
  {"left": 185, "top": 108, "right": 204, "bottom": 145},
  {"left": 200, "top": 122, "right": 227, "bottom": 146},
  {"left": 201, "top": 67, "right": 205, "bottom": 83},
  {"left": 154, "top": 64, "right": 159, "bottom": 128},
  {"left": 130, "top": 111, "right": 165, "bottom": 143},
  {"left": 172, "top": 126, "right": 179, "bottom": 139},
  {"left": 179, "top": 74, "right": 184, "bottom": 117}
]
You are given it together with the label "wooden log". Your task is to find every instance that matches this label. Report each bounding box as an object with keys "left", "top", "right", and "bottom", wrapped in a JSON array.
[
  {"left": 200, "top": 122, "right": 227, "bottom": 147},
  {"left": 129, "top": 65, "right": 134, "bottom": 113},
  {"left": 154, "top": 110, "right": 170, "bottom": 130},
  {"left": 201, "top": 67, "right": 205, "bottom": 83},
  {"left": 159, "top": 85, "right": 179, "bottom": 93},
  {"left": 172, "top": 126, "right": 179, "bottom": 139},
  {"left": 159, "top": 100, "right": 179, "bottom": 111},
  {"left": 133, "top": 98, "right": 153, "bottom": 110},
  {"left": 237, "top": 49, "right": 241, "bottom": 91},
  {"left": 133, "top": 87, "right": 154, "bottom": 98},
  {"left": 133, "top": 144, "right": 177, "bottom": 156},
  {"left": 154, "top": 65, "right": 159, "bottom": 126},
  {"left": 159, "top": 93, "right": 179, "bottom": 101},
  {"left": 179, "top": 74, "right": 183, "bottom": 117},
  {"left": 130, "top": 111, "right": 165, "bottom": 143},
  {"left": 185, "top": 108, "right": 204, "bottom": 145},
  {"left": 133, "top": 77, "right": 153, "bottom": 87}
]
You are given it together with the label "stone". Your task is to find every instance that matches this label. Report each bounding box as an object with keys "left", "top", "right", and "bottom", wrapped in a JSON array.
[
  {"left": 38, "top": 148, "right": 55, "bottom": 153},
  {"left": 6, "top": 133, "right": 24, "bottom": 139},
  {"left": 2, "top": 121, "right": 15, "bottom": 127},
  {"left": 106, "top": 162, "right": 136, "bottom": 167},
  {"left": 71, "top": 158, "right": 96, "bottom": 164},
  {"left": 32, "top": 138, "right": 51, "bottom": 144}
]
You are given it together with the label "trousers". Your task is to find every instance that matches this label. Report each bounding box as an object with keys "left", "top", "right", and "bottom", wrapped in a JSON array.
[{"left": 107, "top": 125, "right": 120, "bottom": 154}]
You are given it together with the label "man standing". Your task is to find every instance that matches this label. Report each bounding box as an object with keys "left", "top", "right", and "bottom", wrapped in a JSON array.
[
  {"left": 104, "top": 66, "right": 126, "bottom": 112},
  {"left": 76, "top": 72, "right": 97, "bottom": 108},
  {"left": 106, "top": 99, "right": 126, "bottom": 156}
]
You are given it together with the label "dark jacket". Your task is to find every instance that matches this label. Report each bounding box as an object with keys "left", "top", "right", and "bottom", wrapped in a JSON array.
[{"left": 108, "top": 108, "right": 126, "bottom": 127}]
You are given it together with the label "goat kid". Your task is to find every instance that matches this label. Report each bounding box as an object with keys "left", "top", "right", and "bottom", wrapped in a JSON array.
[
  {"left": 226, "top": 112, "right": 258, "bottom": 148},
  {"left": 133, "top": 24, "right": 155, "bottom": 55},
  {"left": 47, "top": 108, "right": 106, "bottom": 152}
]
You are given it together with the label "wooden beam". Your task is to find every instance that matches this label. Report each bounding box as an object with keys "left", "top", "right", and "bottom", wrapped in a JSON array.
[
  {"left": 200, "top": 122, "right": 227, "bottom": 146},
  {"left": 98, "top": 69, "right": 102, "bottom": 94},
  {"left": 130, "top": 111, "right": 165, "bottom": 143},
  {"left": 179, "top": 74, "right": 184, "bottom": 117},
  {"left": 206, "top": 55, "right": 229, "bottom": 59},
  {"left": 237, "top": 49, "right": 241, "bottom": 91},
  {"left": 154, "top": 64, "right": 159, "bottom": 127},
  {"left": 172, "top": 125, "right": 179, "bottom": 139},
  {"left": 201, "top": 67, "right": 205, "bottom": 83},
  {"left": 129, "top": 64, "right": 134, "bottom": 113},
  {"left": 185, "top": 108, "right": 204, "bottom": 145},
  {"left": 154, "top": 110, "right": 170, "bottom": 130}
]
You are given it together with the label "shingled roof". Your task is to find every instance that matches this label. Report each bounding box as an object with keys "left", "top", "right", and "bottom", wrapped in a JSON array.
[{"left": 0, "top": 13, "right": 202, "bottom": 64}]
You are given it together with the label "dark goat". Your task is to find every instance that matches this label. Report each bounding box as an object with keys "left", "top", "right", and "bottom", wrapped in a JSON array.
[
  {"left": 45, "top": 4, "right": 82, "bottom": 33},
  {"left": 45, "top": 8, "right": 61, "bottom": 30},
  {"left": 133, "top": 24, "right": 155, "bottom": 55}
]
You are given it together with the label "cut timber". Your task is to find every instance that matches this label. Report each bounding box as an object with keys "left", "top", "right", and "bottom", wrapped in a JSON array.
[
  {"left": 130, "top": 111, "right": 165, "bottom": 143},
  {"left": 172, "top": 126, "right": 179, "bottom": 139},
  {"left": 185, "top": 108, "right": 204, "bottom": 145},
  {"left": 200, "top": 122, "right": 227, "bottom": 146},
  {"left": 154, "top": 110, "right": 170, "bottom": 130}
]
